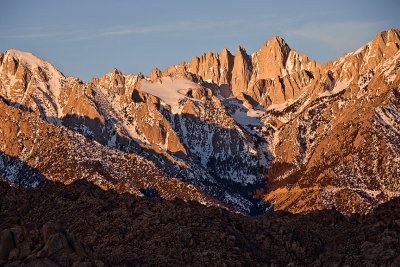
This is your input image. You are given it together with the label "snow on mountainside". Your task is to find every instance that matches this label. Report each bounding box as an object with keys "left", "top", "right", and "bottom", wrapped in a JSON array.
[
  {"left": 0, "top": 49, "right": 64, "bottom": 121},
  {"left": 0, "top": 29, "right": 399, "bottom": 215},
  {"left": 0, "top": 96, "right": 224, "bottom": 208},
  {"left": 263, "top": 29, "right": 400, "bottom": 214},
  {"left": 141, "top": 77, "right": 199, "bottom": 109}
]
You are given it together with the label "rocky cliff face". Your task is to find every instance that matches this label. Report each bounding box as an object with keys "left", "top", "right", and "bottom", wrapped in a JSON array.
[
  {"left": 0, "top": 48, "right": 268, "bottom": 214},
  {"left": 162, "top": 35, "right": 318, "bottom": 107},
  {"left": 0, "top": 29, "right": 399, "bottom": 215},
  {"left": 264, "top": 29, "right": 400, "bottom": 214},
  {"left": 0, "top": 97, "right": 220, "bottom": 207}
]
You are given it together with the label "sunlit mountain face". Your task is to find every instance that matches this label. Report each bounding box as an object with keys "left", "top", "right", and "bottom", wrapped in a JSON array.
[{"left": 1, "top": 29, "right": 400, "bottom": 215}]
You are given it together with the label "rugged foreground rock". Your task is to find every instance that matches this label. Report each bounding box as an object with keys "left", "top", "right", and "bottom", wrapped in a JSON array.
[{"left": 1, "top": 180, "right": 399, "bottom": 266}]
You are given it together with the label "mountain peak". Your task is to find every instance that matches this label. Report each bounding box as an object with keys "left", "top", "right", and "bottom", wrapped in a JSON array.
[
  {"left": 149, "top": 67, "right": 162, "bottom": 82},
  {"left": 2, "top": 49, "right": 64, "bottom": 78},
  {"left": 236, "top": 45, "right": 247, "bottom": 54},
  {"left": 263, "top": 35, "right": 290, "bottom": 50},
  {"left": 374, "top": 29, "right": 400, "bottom": 44},
  {"left": 367, "top": 29, "right": 400, "bottom": 51},
  {"left": 111, "top": 67, "right": 123, "bottom": 75},
  {"left": 220, "top": 47, "right": 232, "bottom": 57},
  {"left": 345, "top": 28, "right": 400, "bottom": 73},
  {"left": 271, "top": 35, "right": 286, "bottom": 43},
  {"left": 251, "top": 35, "right": 304, "bottom": 80},
  {"left": 5, "top": 48, "right": 30, "bottom": 57},
  {"left": 4, "top": 49, "right": 43, "bottom": 67}
]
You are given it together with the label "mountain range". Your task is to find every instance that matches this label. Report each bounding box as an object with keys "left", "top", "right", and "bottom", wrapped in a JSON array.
[{"left": 0, "top": 29, "right": 399, "bottom": 215}]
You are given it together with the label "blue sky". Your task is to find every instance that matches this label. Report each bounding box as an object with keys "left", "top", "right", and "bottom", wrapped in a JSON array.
[{"left": 1, "top": 0, "right": 399, "bottom": 81}]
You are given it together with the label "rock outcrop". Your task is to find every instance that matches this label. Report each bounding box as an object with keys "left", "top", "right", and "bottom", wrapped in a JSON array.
[
  {"left": 1, "top": 180, "right": 400, "bottom": 266},
  {"left": 0, "top": 222, "right": 103, "bottom": 266}
]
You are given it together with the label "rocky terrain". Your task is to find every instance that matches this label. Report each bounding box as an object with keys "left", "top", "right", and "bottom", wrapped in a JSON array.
[
  {"left": 1, "top": 180, "right": 400, "bottom": 266},
  {"left": 0, "top": 29, "right": 399, "bottom": 214}
]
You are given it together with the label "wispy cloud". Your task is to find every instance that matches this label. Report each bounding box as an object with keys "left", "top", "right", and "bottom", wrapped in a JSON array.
[
  {"left": 283, "top": 21, "right": 386, "bottom": 52},
  {"left": 0, "top": 12, "right": 288, "bottom": 43},
  {"left": 0, "top": 19, "right": 248, "bottom": 42},
  {"left": 1, "top": 14, "right": 389, "bottom": 61},
  {"left": 9, "top": 30, "right": 86, "bottom": 39}
]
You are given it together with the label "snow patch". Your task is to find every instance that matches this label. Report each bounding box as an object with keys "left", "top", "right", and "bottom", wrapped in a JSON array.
[
  {"left": 353, "top": 45, "right": 366, "bottom": 55},
  {"left": 141, "top": 77, "right": 199, "bottom": 110},
  {"left": 225, "top": 98, "right": 265, "bottom": 127},
  {"left": 375, "top": 106, "right": 400, "bottom": 135},
  {"left": 379, "top": 50, "right": 400, "bottom": 83},
  {"left": 319, "top": 80, "right": 350, "bottom": 97},
  {"left": 6, "top": 49, "right": 63, "bottom": 99},
  {"left": 223, "top": 192, "right": 253, "bottom": 213},
  {"left": 232, "top": 107, "right": 264, "bottom": 126},
  {"left": 267, "top": 99, "right": 296, "bottom": 111},
  {"left": 4, "top": 49, "right": 64, "bottom": 117}
]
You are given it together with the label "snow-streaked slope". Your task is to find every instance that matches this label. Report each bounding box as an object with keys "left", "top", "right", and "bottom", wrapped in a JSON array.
[
  {"left": 319, "top": 80, "right": 351, "bottom": 97},
  {"left": 0, "top": 49, "right": 65, "bottom": 121},
  {"left": 141, "top": 77, "right": 200, "bottom": 110},
  {"left": 224, "top": 98, "right": 265, "bottom": 127}
]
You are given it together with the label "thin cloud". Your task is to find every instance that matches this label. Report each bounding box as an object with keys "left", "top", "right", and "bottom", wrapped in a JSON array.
[
  {"left": 1, "top": 19, "right": 248, "bottom": 42},
  {"left": 283, "top": 21, "right": 386, "bottom": 52},
  {"left": 74, "top": 21, "right": 200, "bottom": 40},
  {"left": 9, "top": 30, "right": 86, "bottom": 39},
  {"left": 0, "top": 13, "right": 282, "bottom": 42}
]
